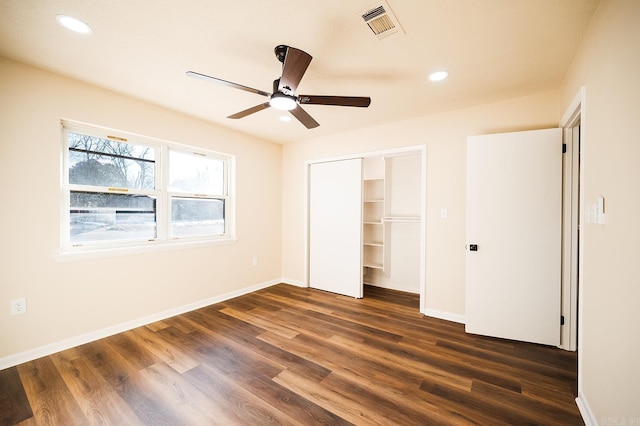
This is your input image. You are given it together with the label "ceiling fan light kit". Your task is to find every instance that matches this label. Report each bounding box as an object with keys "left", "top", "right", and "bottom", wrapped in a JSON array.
[
  {"left": 269, "top": 92, "right": 297, "bottom": 111},
  {"left": 186, "top": 44, "right": 371, "bottom": 129}
]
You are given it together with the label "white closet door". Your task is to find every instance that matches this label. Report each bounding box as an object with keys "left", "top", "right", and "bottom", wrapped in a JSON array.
[
  {"left": 309, "top": 159, "right": 363, "bottom": 298},
  {"left": 466, "top": 128, "right": 562, "bottom": 346}
]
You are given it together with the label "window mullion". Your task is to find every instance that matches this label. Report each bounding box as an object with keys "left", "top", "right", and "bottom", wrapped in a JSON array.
[
  {"left": 226, "top": 156, "right": 235, "bottom": 237},
  {"left": 156, "top": 144, "right": 168, "bottom": 241}
]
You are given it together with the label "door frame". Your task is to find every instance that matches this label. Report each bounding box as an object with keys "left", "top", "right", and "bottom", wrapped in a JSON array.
[
  {"left": 559, "top": 86, "right": 585, "bottom": 352},
  {"left": 304, "top": 145, "right": 427, "bottom": 311}
]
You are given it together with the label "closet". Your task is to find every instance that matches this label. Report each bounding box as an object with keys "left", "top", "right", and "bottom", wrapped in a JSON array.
[
  {"left": 308, "top": 150, "right": 422, "bottom": 299},
  {"left": 362, "top": 155, "right": 421, "bottom": 294}
]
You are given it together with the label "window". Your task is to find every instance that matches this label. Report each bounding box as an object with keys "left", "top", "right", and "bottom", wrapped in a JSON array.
[
  {"left": 60, "top": 121, "right": 234, "bottom": 255},
  {"left": 168, "top": 149, "right": 226, "bottom": 238}
]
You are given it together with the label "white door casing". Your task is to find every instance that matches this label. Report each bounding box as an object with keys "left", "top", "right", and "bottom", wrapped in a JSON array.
[{"left": 466, "top": 128, "right": 562, "bottom": 346}]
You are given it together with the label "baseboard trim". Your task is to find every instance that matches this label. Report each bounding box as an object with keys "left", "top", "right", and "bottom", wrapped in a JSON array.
[
  {"left": 423, "top": 308, "right": 466, "bottom": 324},
  {"left": 576, "top": 391, "right": 597, "bottom": 426},
  {"left": 0, "top": 279, "right": 281, "bottom": 370},
  {"left": 280, "top": 277, "right": 306, "bottom": 287}
]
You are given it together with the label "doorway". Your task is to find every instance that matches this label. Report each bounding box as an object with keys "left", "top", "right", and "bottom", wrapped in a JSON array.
[{"left": 560, "top": 87, "right": 585, "bottom": 352}]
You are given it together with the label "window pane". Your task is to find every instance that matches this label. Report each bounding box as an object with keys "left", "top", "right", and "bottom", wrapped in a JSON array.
[
  {"left": 70, "top": 191, "right": 156, "bottom": 242},
  {"left": 68, "top": 132, "right": 155, "bottom": 189},
  {"left": 171, "top": 197, "right": 225, "bottom": 237},
  {"left": 169, "top": 150, "right": 224, "bottom": 195}
]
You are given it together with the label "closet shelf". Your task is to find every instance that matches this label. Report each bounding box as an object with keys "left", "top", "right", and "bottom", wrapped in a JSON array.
[{"left": 363, "top": 156, "right": 386, "bottom": 275}]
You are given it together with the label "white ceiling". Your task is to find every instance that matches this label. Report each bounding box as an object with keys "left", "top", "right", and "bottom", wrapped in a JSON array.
[{"left": 0, "top": 0, "right": 600, "bottom": 144}]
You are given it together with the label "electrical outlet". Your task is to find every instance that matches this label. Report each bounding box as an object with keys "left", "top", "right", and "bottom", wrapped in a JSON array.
[
  {"left": 11, "top": 298, "right": 27, "bottom": 315},
  {"left": 251, "top": 256, "right": 258, "bottom": 267}
]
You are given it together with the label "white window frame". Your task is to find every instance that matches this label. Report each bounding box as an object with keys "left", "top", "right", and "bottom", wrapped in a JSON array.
[{"left": 56, "top": 120, "right": 236, "bottom": 262}]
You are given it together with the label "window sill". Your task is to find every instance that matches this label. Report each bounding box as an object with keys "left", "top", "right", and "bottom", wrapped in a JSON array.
[{"left": 53, "top": 238, "right": 238, "bottom": 263}]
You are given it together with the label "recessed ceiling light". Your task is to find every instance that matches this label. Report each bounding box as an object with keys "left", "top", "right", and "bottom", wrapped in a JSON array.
[
  {"left": 56, "top": 15, "right": 92, "bottom": 34},
  {"left": 280, "top": 115, "right": 292, "bottom": 122},
  {"left": 428, "top": 71, "right": 449, "bottom": 82}
]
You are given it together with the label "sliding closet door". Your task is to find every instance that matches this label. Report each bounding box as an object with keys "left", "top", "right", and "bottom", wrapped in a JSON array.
[{"left": 309, "top": 159, "right": 363, "bottom": 298}]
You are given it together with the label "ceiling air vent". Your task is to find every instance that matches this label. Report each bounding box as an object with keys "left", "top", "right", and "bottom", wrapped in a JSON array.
[{"left": 361, "top": 1, "right": 404, "bottom": 40}]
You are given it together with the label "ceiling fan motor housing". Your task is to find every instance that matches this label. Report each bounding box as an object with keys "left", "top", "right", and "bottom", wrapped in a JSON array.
[{"left": 274, "top": 45, "right": 289, "bottom": 63}]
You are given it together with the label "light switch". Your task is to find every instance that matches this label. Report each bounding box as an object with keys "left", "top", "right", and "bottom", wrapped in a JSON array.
[
  {"left": 440, "top": 208, "right": 448, "bottom": 219},
  {"left": 596, "top": 196, "right": 606, "bottom": 224}
]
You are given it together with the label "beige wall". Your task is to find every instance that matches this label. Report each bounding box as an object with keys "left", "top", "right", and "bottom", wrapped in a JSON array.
[
  {"left": 3, "top": 1, "right": 638, "bottom": 419},
  {"left": 281, "top": 91, "right": 560, "bottom": 316},
  {"left": 0, "top": 57, "right": 282, "bottom": 360},
  {"left": 560, "top": 0, "right": 640, "bottom": 421}
]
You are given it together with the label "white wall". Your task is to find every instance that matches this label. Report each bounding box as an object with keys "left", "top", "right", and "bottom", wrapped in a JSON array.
[
  {"left": 0, "top": 57, "right": 282, "bottom": 362},
  {"left": 281, "top": 91, "right": 560, "bottom": 317},
  {"left": 560, "top": 0, "right": 640, "bottom": 421}
]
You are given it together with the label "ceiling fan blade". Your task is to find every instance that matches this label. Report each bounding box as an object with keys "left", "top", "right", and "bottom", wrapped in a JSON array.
[
  {"left": 298, "top": 95, "right": 371, "bottom": 108},
  {"left": 278, "top": 47, "right": 312, "bottom": 94},
  {"left": 186, "top": 71, "right": 271, "bottom": 97},
  {"left": 228, "top": 102, "right": 271, "bottom": 119},
  {"left": 290, "top": 105, "right": 319, "bottom": 129}
]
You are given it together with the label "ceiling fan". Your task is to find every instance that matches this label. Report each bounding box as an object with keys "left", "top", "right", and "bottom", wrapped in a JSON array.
[{"left": 186, "top": 45, "right": 371, "bottom": 129}]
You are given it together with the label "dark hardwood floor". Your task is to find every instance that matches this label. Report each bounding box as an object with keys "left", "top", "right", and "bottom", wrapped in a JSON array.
[{"left": 1, "top": 284, "right": 582, "bottom": 425}]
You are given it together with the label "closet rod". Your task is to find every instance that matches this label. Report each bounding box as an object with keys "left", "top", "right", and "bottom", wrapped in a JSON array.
[{"left": 383, "top": 216, "right": 421, "bottom": 223}]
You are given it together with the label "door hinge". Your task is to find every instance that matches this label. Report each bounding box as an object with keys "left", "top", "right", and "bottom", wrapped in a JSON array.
[
  {"left": 562, "top": 143, "right": 567, "bottom": 153},
  {"left": 560, "top": 315, "right": 565, "bottom": 325}
]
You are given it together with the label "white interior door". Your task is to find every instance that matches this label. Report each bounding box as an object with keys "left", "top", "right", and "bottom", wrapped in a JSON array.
[
  {"left": 466, "top": 128, "right": 562, "bottom": 346},
  {"left": 309, "top": 159, "right": 363, "bottom": 298}
]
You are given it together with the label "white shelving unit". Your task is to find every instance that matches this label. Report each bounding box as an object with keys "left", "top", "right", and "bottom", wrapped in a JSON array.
[{"left": 363, "top": 157, "right": 385, "bottom": 271}]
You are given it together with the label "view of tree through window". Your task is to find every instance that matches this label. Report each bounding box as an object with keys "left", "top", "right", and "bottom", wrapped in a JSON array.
[
  {"left": 68, "top": 132, "right": 155, "bottom": 189},
  {"left": 168, "top": 149, "right": 223, "bottom": 194},
  {"left": 67, "top": 133, "right": 157, "bottom": 243},
  {"left": 62, "top": 124, "right": 232, "bottom": 249}
]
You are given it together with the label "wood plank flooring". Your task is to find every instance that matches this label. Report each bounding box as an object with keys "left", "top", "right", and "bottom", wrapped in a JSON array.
[{"left": 0, "top": 284, "right": 582, "bottom": 425}]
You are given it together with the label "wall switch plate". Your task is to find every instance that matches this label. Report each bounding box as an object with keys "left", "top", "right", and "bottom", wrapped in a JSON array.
[
  {"left": 440, "top": 208, "right": 448, "bottom": 219},
  {"left": 11, "top": 298, "right": 26, "bottom": 315},
  {"left": 251, "top": 256, "right": 258, "bottom": 267}
]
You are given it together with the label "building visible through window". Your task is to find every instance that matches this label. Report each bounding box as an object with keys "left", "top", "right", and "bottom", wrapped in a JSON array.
[{"left": 61, "top": 121, "right": 233, "bottom": 252}]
